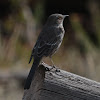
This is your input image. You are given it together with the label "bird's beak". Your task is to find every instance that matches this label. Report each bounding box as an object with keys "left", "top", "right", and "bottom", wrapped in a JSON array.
[{"left": 63, "top": 15, "right": 69, "bottom": 18}]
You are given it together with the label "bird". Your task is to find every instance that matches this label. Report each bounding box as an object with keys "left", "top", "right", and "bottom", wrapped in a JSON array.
[{"left": 24, "top": 13, "right": 69, "bottom": 89}]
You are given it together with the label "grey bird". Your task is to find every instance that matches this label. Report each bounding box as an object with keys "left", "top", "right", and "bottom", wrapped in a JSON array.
[{"left": 24, "top": 13, "right": 69, "bottom": 89}]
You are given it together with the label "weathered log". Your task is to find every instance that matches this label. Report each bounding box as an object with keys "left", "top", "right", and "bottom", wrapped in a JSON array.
[{"left": 23, "top": 63, "right": 100, "bottom": 100}]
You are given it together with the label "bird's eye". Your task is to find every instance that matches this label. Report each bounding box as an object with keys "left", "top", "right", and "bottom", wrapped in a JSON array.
[{"left": 58, "top": 16, "right": 62, "bottom": 20}]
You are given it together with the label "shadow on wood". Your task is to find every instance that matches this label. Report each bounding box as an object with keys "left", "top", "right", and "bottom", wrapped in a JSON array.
[{"left": 23, "top": 63, "right": 100, "bottom": 100}]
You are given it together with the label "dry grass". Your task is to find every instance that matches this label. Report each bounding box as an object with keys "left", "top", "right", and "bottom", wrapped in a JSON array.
[{"left": 0, "top": 0, "right": 100, "bottom": 100}]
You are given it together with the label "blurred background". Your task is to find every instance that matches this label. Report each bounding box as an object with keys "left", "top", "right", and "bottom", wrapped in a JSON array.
[{"left": 0, "top": 0, "right": 100, "bottom": 100}]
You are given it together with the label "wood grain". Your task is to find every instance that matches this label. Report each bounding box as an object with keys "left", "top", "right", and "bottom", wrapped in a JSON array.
[{"left": 23, "top": 63, "right": 100, "bottom": 100}]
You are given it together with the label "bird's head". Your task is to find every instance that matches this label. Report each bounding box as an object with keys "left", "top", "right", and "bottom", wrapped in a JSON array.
[{"left": 46, "top": 14, "right": 69, "bottom": 26}]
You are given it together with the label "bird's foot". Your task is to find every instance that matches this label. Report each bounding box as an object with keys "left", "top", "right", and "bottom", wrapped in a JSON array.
[
  {"left": 51, "top": 65, "right": 60, "bottom": 72},
  {"left": 45, "top": 65, "right": 60, "bottom": 72},
  {"left": 45, "top": 67, "right": 51, "bottom": 71},
  {"left": 41, "top": 61, "right": 45, "bottom": 64},
  {"left": 41, "top": 61, "right": 60, "bottom": 72}
]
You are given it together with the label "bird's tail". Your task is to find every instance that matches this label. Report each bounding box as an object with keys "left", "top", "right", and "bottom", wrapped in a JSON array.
[{"left": 24, "top": 57, "right": 41, "bottom": 89}]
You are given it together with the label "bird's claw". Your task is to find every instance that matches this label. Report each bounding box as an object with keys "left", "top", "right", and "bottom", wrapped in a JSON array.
[
  {"left": 45, "top": 67, "right": 51, "bottom": 71},
  {"left": 45, "top": 65, "right": 60, "bottom": 72},
  {"left": 52, "top": 65, "right": 60, "bottom": 72}
]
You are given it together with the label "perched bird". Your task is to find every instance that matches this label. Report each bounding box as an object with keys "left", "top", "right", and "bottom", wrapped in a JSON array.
[{"left": 24, "top": 13, "right": 69, "bottom": 89}]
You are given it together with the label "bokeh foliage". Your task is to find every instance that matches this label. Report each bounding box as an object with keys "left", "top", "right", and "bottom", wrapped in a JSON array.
[
  {"left": 0, "top": 0, "right": 100, "bottom": 100},
  {"left": 0, "top": 0, "right": 100, "bottom": 79}
]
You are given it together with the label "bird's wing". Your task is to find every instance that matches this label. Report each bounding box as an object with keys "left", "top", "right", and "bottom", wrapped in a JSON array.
[
  {"left": 29, "top": 26, "right": 63, "bottom": 63},
  {"left": 29, "top": 41, "right": 39, "bottom": 63},
  {"left": 36, "top": 27, "right": 63, "bottom": 57},
  {"left": 37, "top": 36, "right": 58, "bottom": 57}
]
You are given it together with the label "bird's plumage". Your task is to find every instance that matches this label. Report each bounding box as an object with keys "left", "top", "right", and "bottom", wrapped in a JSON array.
[
  {"left": 29, "top": 25, "right": 64, "bottom": 59},
  {"left": 24, "top": 14, "right": 68, "bottom": 89}
]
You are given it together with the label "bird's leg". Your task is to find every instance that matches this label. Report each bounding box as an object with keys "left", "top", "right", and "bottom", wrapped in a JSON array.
[
  {"left": 41, "top": 61, "right": 45, "bottom": 64},
  {"left": 50, "top": 57, "right": 55, "bottom": 67},
  {"left": 49, "top": 56, "right": 60, "bottom": 72}
]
